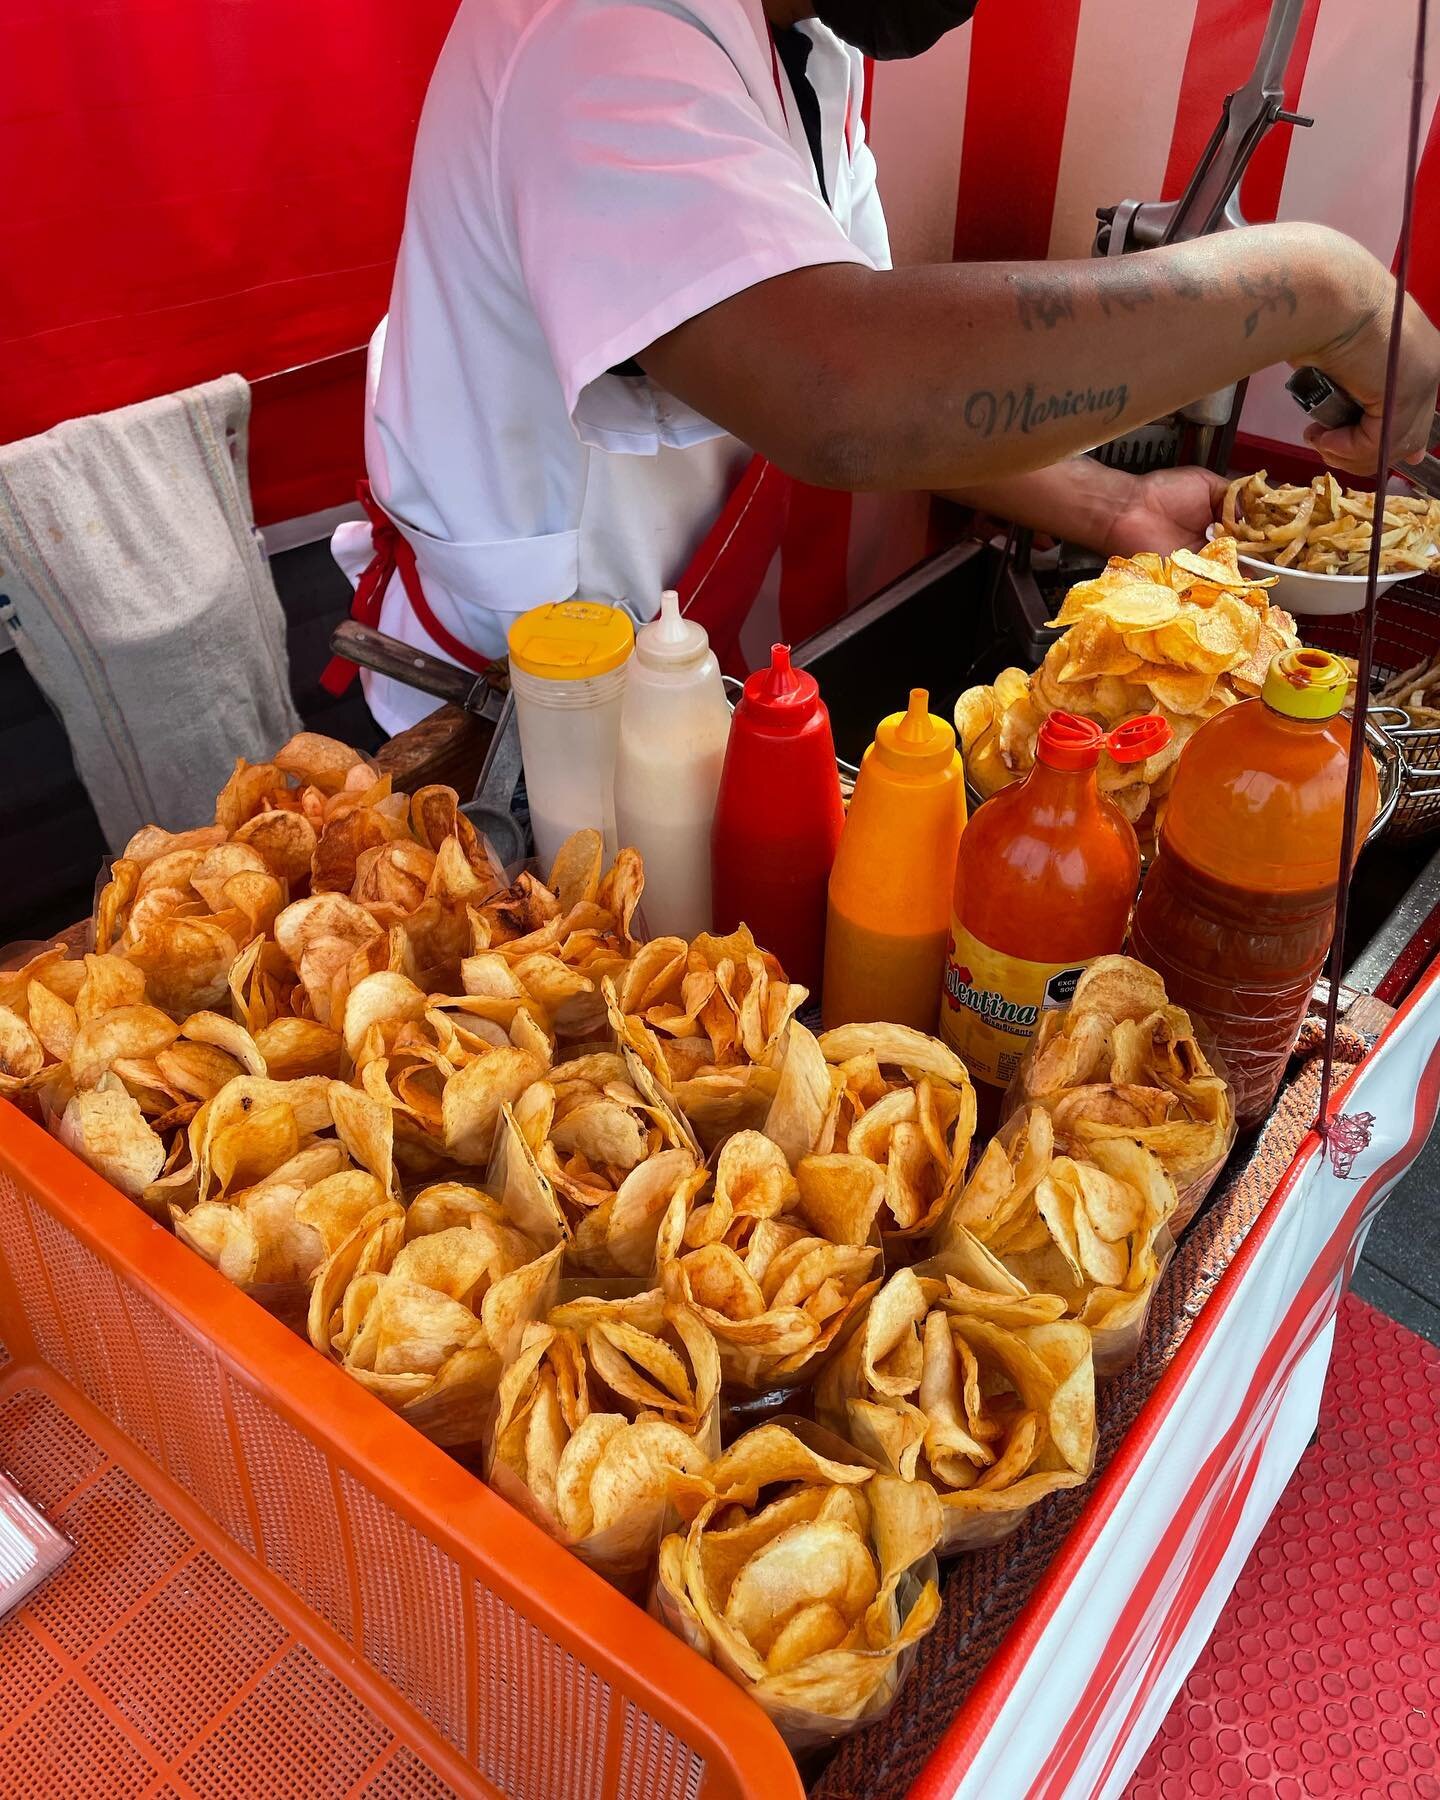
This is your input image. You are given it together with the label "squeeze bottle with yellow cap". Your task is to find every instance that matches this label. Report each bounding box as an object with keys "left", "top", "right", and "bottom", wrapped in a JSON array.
[
  {"left": 613, "top": 591, "right": 732, "bottom": 938},
  {"left": 1130, "top": 648, "right": 1378, "bottom": 1128},
  {"left": 507, "top": 600, "right": 634, "bottom": 868},
  {"left": 822, "top": 689, "right": 966, "bottom": 1031}
]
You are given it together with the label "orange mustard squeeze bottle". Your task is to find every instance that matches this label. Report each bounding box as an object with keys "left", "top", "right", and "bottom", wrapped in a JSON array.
[
  {"left": 1129, "top": 647, "right": 1377, "bottom": 1130},
  {"left": 823, "top": 688, "right": 967, "bottom": 1031},
  {"left": 940, "top": 710, "right": 1170, "bottom": 1125}
]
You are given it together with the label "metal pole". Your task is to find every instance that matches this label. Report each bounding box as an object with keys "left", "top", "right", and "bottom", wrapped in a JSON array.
[{"left": 1317, "top": 0, "right": 1429, "bottom": 1135}]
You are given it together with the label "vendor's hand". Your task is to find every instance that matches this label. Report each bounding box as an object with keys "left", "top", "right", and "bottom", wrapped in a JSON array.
[
  {"left": 1301, "top": 235, "right": 1440, "bottom": 473},
  {"left": 1101, "top": 466, "right": 1230, "bottom": 557}
]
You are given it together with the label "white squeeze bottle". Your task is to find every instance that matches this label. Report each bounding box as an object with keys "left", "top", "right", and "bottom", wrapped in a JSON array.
[{"left": 613, "top": 590, "right": 733, "bottom": 937}]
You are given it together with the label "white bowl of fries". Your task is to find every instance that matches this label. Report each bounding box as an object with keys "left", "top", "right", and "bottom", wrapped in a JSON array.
[{"left": 1211, "top": 470, "right": 1440, "bottom": 616}]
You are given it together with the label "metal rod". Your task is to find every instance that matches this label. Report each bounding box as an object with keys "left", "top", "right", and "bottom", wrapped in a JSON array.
[{"left": 1317, "top": 0, "right": 1429, "bottom": 1135}]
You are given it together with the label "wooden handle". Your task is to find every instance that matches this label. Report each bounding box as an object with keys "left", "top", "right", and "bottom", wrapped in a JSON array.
[{"left": 330, "top": 619, "right": 478, "bottom": 705}]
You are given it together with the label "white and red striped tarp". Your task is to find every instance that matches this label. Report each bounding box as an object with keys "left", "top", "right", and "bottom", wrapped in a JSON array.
[{"left": 809, "top": 0, "right": 1440, "bottom": 624}]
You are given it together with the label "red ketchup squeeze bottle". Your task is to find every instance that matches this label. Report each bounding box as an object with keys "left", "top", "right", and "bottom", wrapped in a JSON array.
[
  {"left": 710, "top": 644, "right": 845, "bottom": 992},
  {"left": 940, "top": 709, "right": 1170, "bottom": 1131}
]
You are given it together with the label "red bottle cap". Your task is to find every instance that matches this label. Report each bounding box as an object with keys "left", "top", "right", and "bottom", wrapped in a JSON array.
[
  {"left": 1036, "top": 711, "right": 1105, "bottom": 770},
  {"left": 1106, "top": 713, "right": 1172, "bottom": 765},
  {"left": 1036, "top": 710, "right": 1172, "bottom": 771},
  {"left": 740, "top": 644, "right": 822, "bottom": 728}
]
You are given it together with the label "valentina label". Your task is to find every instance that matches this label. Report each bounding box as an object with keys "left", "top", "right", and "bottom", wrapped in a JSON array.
[{"left": 942, "top": 962, "right": 1038, "bottom": 1034}]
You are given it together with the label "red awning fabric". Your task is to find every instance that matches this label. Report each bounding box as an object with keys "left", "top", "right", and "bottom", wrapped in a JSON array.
[{"left": 0, "top": 0, "right": 457, "bottom": 524}]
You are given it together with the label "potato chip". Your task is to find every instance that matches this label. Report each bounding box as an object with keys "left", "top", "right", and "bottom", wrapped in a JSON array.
[
  {"left": 57, "top": 1077, "right": 167, "bottom": 1197},
  {"left": 442, "top": 1046, "right": 549, "bottom": 1163},
  {"left": 273, "top": 730, "right": 370, "bottom": 794},
  {"left": 794, "top": 1154, "right": 885, "bottom": 1246},
  {"left": 817, "top": 1023, "right": 969, "bottom": 1088},
  {"left": 953, "top": 686, "right": 994, "bottom": 754},
  {"left": 762, "top": 1022, "right": 834, "bottom": 1167}
]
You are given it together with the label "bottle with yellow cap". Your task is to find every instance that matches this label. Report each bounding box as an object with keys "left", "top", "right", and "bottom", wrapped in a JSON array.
[
  {"left": 1130, "top": 647, "right": 1379, "bottom": 1128},
  {"left": 507, "top": 600, "right": 634, "bottom": 868},
  {"left": 822, "top": 688, "right": 967, "bottom": 1032}
]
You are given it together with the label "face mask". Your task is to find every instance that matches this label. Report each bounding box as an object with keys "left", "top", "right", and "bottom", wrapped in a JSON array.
[{"left": 811, "top": 0, "right": 980, "bottom": 59}]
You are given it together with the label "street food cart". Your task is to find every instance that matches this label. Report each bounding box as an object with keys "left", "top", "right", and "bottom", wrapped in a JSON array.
[{"left": 3, "top": 536, "right": 1439, "bottom": 1799}]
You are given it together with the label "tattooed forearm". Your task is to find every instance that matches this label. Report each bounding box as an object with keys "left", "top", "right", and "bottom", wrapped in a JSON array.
[
  {"left": 1235, "top": 270, "right": 1299, "bottom": 338},
  {"left": 1014, "top": 280, "right": 1076, "bottom": 331},
  {"left": 963, "top": 381, "right": 1128, "bottom": 440}
]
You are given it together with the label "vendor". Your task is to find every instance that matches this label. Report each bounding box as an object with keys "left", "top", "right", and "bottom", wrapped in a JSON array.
[{"left": 334, "top": 0, "right": 1440, "bottom": 733}]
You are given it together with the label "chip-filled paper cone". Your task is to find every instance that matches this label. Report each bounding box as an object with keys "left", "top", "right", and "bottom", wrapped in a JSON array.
[
  {"left": 485, "top": 1291, "right": 721, "bottom": 1592},
  {"left": 1001, "top": 956, "right": 1237, "bottom": 1231},
  {"left": 815, "top": 1257, "right": 1097, "bottom": 1554},
  {"left": 651, "top": 1419, "right": 942, "bottom": 1750}
]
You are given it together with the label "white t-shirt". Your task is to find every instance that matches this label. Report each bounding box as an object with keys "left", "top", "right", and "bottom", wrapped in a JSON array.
[{"left": 335, "top": 0, "right": 891, "bottom": 733}]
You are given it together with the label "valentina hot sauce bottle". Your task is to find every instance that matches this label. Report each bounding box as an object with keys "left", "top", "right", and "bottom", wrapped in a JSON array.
[
  {"left": 710, "top": 644, "right": 845, "bottom": 993},
  {"left": 1129, "top": 647, "right": 1377, "bottom": 1129},
  {"left": 940, "top": 709, "right": 1170, "bottom": 1130}
]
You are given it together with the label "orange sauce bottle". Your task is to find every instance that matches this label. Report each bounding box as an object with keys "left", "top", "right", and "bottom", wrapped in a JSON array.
[
  {"left": 822, "top": 689, "right": 967, "bottom": 1031},
  {"left": 1129, "top": 647, "right": 1377, "bottom": 1129},
  {"left": 940, "top": 710, "right": 1169, "bottom": 1124}
]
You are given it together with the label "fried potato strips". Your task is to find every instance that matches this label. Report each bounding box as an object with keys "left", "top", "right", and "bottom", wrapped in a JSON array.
[{"left": 1224, "top": 469, "right": 1440, "bottom": 575}]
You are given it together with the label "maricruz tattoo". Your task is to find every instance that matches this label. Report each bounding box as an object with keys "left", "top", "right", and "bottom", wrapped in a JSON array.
[
  {"left": 1014, "top": 280, "right": 1076, "bottom": 332},
  {"left": 1235, "top": 270, "right": 1299, "bottom": 338},
  {"left": 963, "top": 382, "right": 1129, "bottom": 439}
]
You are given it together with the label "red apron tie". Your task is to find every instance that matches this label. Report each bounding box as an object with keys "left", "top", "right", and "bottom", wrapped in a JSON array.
[
  {"left": 320, "top": 480, "right": 494, "bottom": 696},
  {"left": 677, "top": 455, "right": 794, "bottom": 676}
]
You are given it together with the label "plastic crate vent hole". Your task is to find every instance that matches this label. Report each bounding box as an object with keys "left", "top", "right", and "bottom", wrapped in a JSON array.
[
  {"left": 338, "top": 1468, "right": 469, "bottom": 1758},
  {"left": 473, "top": 1584, "right": 610, "bottom": 1800},
  {"left": 28, "top": 1465, "right": 192, "bottom": 1659},
  {"left": 617, "top": 1699, "right": 704, "bottom": 1800},
  {"left": 0, "top": 1385, "right": 108, "bottom": 1513},
  {"left": 361, "top": 1745, "right": 462, "bottom": 1799},
  {"left": 121, "top": 1285, "right": 255, "bottom": 1556},
  {"left": 227, "top": 1379, "right": 352, "bottom": 1639},
  {"left": 0, "top": 1614, "right": 64, "bottom": 1729},
  {"left": 27, "top": 1210, "right": 134, "bottom": 1445},
  {"left": 2, "top": 1681, "right": 155, "bottom": 1798}
]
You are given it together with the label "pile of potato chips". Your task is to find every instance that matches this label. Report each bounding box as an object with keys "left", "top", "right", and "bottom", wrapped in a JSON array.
[
  {"left": 930, "top": 959, "right": 1232, "bottom": 1372},
  {"left": 956, "top": 536, "right": 1300, "bottom": 839},
  {"left": 939, "top": 1108, "right": 1175, "bottom": 1373},
  {"left": 3, "top": 730, "right": 1242, "bottom": 1743},
  {"left": 487, "top": 1290, "right": 721, "bottom": 1584}
]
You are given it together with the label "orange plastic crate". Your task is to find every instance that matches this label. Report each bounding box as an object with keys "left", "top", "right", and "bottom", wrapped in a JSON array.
[{"left": 0, "top": 1101, "right": 802, "bottom": 1799}]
